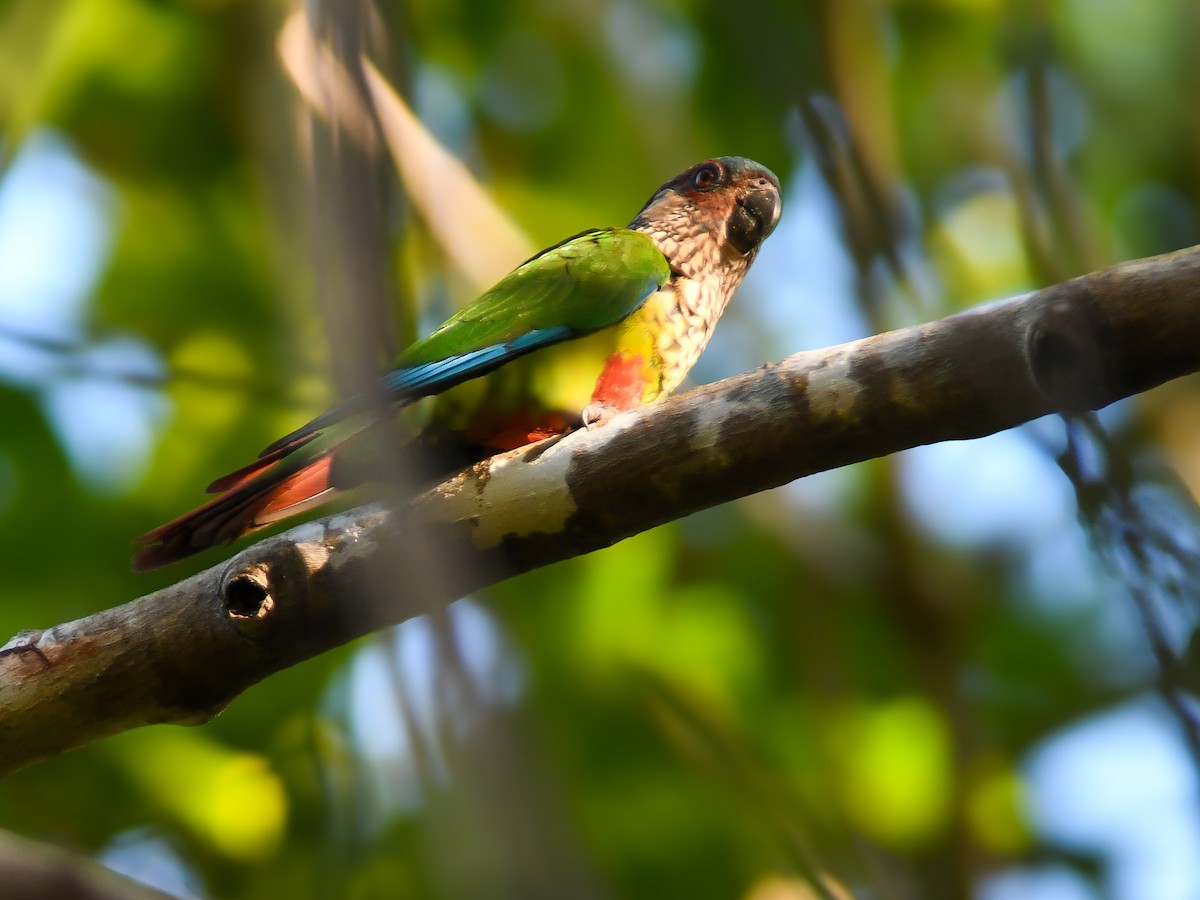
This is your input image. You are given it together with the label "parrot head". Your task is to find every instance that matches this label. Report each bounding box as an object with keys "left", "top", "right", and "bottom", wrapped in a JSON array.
[{"left": 629, "top": 156, "right": 782, "bottom": 280}]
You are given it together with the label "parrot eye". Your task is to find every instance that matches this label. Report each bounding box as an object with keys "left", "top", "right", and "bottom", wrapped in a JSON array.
[{"left": 691, "top": 162, "right": 723, "bottom": 191}]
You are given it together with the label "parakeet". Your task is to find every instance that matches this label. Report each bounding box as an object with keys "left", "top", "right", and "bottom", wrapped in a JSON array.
[{"left": 133, "top": 156, "right": 781, "bottom": 570}]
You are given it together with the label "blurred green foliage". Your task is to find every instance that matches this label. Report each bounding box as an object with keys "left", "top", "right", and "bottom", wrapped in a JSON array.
[{"left": 2, "top": 0, "right": 1200, "bottom": 898}]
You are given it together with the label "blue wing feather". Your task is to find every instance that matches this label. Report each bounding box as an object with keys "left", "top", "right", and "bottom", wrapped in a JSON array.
[
  {"left": 384, "top": 324, "right": 575, "bottom": 397},
  {"left": 257, "top": 325, "right": 579, "bottom": 457}
]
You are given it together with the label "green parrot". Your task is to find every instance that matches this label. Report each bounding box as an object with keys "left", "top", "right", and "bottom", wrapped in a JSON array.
[{"left": 133, "top": 156, "right": 782, "bottom": 570}]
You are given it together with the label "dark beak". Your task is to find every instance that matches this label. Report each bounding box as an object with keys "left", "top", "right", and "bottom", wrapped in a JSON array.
[{"left": 727, "top": 185, "right": 781, "bottom": 256}]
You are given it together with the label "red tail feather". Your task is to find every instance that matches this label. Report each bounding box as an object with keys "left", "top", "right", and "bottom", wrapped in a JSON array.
[
  {"left": 255, "top": 456, "right": 334, "bottom": 521},
  {"left": 206, "top": 433, "right": 320, "bottom": 493},
  {"left": 132, "top": 451, "right": 336, "bottom": 572}
]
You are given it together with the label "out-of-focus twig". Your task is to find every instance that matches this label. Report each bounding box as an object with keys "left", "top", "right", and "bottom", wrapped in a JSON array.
[
  {"left": 0, "top": 323, "right": 313, "bottom": 402},
  {"left": 277, "top": 9, "right": 534, "bottom": 292},
  {"left": 796, "top": 95, "right": 921, "bottom": 319},
  {"left": 1057, "top": 415, "right": 1200, "bottom": 768},
  {"left": 361, "top": 61, "right": 536, "bottom": 289},
  {"left": 0, "top": 828, "right": 173, "bottom": 900}
]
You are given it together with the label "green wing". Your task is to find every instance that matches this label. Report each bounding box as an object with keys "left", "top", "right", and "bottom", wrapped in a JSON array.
[
  {"left": 258, "top": 228, "right": 667, "bottom": 456},
  {"left": 393, "top": 228, "right": 668, "bottom": 377}
]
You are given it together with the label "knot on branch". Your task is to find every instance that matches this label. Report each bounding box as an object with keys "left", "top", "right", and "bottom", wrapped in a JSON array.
[
  {"left": 223, "top": 564, "right": 274, "bottom": 625},
  {"left": 1026, "top": 290, "right": 1115, "bottom": 413},
  {"left": 0, "top": 631, "right": 51, "bottom": 673}
]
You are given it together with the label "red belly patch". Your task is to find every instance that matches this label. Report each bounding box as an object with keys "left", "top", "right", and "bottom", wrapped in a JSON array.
[
  {"left": 590, "top": 351, "right": 648, "bottom": 411},
  {"left": 469, "top": 411, "right": 575, "bottom": 451}
]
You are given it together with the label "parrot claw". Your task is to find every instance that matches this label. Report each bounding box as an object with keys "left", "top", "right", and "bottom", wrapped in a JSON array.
[{"left": 581, "top": 403, "right": 620, "bottom": 429}]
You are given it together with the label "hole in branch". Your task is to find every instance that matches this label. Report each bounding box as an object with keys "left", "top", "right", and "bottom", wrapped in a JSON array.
[
  {"left": 1027, "top": 299, "right": 1107, "bottom": 412},
  {"left": 224, "top": 570, "right": 274, "bottom": 620}
]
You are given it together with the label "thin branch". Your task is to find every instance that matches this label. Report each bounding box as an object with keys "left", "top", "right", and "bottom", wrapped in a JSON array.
[
  {"left": 0, "top": 828, "right": 174, "bottom": 900},
  {"left": 0, "top": 322, "right": 320, "bottom": 403},
  {"left": 2, "top": 246, "right": 1199, "bottom": 776}
]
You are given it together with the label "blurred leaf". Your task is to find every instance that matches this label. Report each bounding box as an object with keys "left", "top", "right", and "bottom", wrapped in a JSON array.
[{"left": 106, "top": 728, "right": 287, "bottom": 863}]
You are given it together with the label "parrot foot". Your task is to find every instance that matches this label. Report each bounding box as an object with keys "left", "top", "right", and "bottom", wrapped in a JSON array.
[{"left": 581, "top": 403, "right": 621, "bottom": 430}]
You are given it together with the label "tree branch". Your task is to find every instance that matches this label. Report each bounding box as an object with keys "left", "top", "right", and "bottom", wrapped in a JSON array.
[
  {"left": 3, "top": 246, "right": 1199, "bottom": 776},
  {"left": 0, "top": 828, "right": 174, "bottom": 900}
]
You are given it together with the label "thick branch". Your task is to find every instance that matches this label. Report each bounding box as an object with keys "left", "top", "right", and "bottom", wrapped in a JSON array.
[{"left": 3, "top": 246, "right": 1199, "bottom": 775}]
